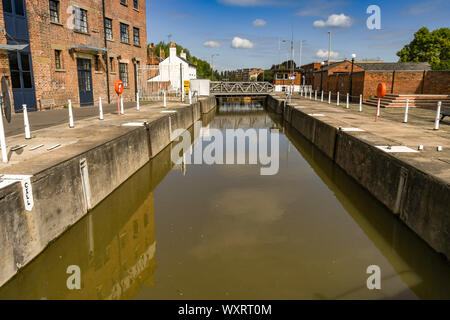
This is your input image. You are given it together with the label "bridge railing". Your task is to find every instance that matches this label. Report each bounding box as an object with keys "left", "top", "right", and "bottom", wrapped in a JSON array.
[{"left": 210, "top": 82, "right": 274, "bottom": 94}]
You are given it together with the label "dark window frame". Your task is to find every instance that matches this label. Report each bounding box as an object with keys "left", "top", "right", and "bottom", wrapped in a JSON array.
[
  {"left": 94, "top": 55, "right": 101, "bottom": 72},
  {"left": 133, "top": 0, "right": 138, "bottom": 10},
  {"left": 133, "top": 27, "right": 140, "bottom": 46},
  {"left": 49, "top": 0, "right": 60, "bottom": 23},
  {"left": 109, "top": 57, "right": 115, "bottom": 72},
  {"left": 104, "top": 18, "right": 113, "bottom": 40},
  {"left": 119, "top": 63, "right": 129, "bottom": 88},
  {"left": 120, "top": 22, "right": 129, "bottom": 44},
  {"left": 55, "top": 50, "right": 62, "bottom": 69},
  {"left": 2, "top": 0, "right": 12, "bottom": 13},
  {"left": 73, "top": 6, "right": 88, "bottom": 34}
]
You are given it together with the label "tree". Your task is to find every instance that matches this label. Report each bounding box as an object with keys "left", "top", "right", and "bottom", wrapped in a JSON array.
[
  {"left": 257, "top": 70, "right": 274, "bottom": 83},
  {"left": 150, "top": 42, "right": 216, "bottom": 79},
  {"left": 397, "top": 27, "right": 450, "bottom": 70}
]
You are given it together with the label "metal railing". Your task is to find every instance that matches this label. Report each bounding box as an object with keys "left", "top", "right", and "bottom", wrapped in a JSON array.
[{"left": 210, "top": 82, "right": 274, "bottom": 94}]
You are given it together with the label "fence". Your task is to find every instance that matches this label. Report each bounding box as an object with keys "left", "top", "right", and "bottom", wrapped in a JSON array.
[
  {"left": 298, "top": 88, "right": 447, "bottom": 132},
  {"left": 138, "top": 64, "right": 197, "bottom": 102}
]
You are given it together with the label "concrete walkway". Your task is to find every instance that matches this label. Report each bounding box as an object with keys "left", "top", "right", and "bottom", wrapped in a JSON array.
[
  {"left": 276, "top": 93, "right": 450, "bottom": 184},
  {"left": 0, "top": 99, "right": 192, "bottom": 174},
  {"left": 3, "top": 100, "right": 169, "bottom": 137}
]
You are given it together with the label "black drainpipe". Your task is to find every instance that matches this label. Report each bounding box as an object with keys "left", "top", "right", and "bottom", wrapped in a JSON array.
[{"left": 102, "top": 0, "right": 111, "bottom": 104}]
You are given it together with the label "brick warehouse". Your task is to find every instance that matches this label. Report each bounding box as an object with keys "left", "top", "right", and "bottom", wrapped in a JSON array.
[
  {"left": 0, "top": 0, "right": 147, "bottom": 112},
  {"left": 312, "top": 60, "right": 450, "bottom": 101}
]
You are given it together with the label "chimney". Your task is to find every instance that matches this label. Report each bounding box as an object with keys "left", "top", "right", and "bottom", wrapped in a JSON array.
[
  {"left": 180, "top": 50, "right": 187, "bottom": 60},
  {"left": 159, "top": 47, "right": 166, "bottom": 60},
  {"left": 169, "top": 41, "right": 177, "bottom": 60}
]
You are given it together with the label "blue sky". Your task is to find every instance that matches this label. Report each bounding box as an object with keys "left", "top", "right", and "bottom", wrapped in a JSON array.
[{"left": 145, "top": 0, "right": 450, "bottom": 71}]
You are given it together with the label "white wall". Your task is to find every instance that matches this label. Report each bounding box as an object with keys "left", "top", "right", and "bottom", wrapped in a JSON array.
[{"left": 148, "top": 52, "right": 197, "bottom": 91}]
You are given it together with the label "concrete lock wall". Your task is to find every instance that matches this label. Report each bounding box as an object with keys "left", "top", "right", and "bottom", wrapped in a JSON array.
[
  {"left": 266, "top": 95, "right": 450, "bottom": 259},
  {"left": 0, "top": 96, "right": 217, "bottom": 287}
]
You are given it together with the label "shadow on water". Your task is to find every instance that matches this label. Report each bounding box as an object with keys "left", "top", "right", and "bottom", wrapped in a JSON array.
[
  {"left": 0, "top": 115, "right": 211, "bottom": 300},
  {"left": 0, "top": 101, "right": 448, "bottom": 300},
  {"left": 272, "top": 114, "right": 450, "bottom": 300}
]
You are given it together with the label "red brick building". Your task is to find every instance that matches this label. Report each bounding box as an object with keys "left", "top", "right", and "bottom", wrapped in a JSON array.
[
  {"left": 0, "top": 0, "right": 147, "bottom": 112},
  {"left": 312, "top": 61, "right": 450, "bottom": 101},
  {"left": 272, "top": 61, "right": 302, "bottom": 93},
  {"left": 301, "top": 62, "right": 322, "bottom": 86}
]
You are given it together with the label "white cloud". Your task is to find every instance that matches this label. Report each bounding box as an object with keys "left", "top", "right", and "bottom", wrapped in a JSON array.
[
  {"left": 253, "top": 19, "right": 267, "bottom": 27},
  {"left": 203, "top": 41, "right": 222, "bottom": 48},
  {"left": 316, "top": 49, "right": 339, "bottom": 59},
  {"left": 313, "top": 14, "right": 352, "bottom": 28},
  {"left": 231, "top": 37, "right": 254, "bottom": 49}
]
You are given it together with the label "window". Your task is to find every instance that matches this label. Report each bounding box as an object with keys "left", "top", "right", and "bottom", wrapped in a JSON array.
[
  {"left": 120, "top": 23, "right": 129, "bottom": 43},
  {"left": 133, "top": 27, "right": 140, "bottom": 46},
  {"left": 73, "top": 7, "right": 88, "bottom": 33},
  {"left": 94, "top": 56, "right": 100, "bottom": 71},
  {"left": 14, "top": 0, "right": 24, "bottom": 15},
  {"left": 2, "top": 0, "right": 12, "bottom": 13},
  {"left": 55, "top": 50, "right": 62, "bottom": 69},
  {"left": 104, "top": 18, "right": 113, "bottom": 40},
  {"left": 8, "top": 52, "right": 32, "bottom": 89},
  {"left": 109, "top": 57, "right": 115, "bottom": 72},
  {"left": 49, "top": 0, "right": 59, "bottom": 23},
  {"left": 119, "top": 63, "right": 128, "bottom": 87},
  {"left": 120, "top": 0, "right": 127, "bottom": 5},
  {"left": 133, "top": 0, "right": 138, "bottom": 10}
]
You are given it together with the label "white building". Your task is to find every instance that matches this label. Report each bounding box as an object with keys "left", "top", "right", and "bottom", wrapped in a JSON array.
[{"left": 147, "top": 42, "right": 197, "bottom": 92}]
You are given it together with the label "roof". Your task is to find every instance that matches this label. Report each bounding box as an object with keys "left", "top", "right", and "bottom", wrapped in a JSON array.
[
  {"left": 273, "top": 67, "right": 303, "bottom": 73},
  {"left": 356, "top": 62, "right": 432, "bottom": 71},
  {"left": 178, "top": 56, "right": 196, "bottom": 68},
  {"left": 319, "top": 61, "right": 347, "bottom": 72}
]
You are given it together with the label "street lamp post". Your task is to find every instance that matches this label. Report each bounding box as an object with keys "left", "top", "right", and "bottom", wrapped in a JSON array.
[
  {"left": 211, "top": 54, "right": 219, "bottom": 81},
  {"left": 350, "top": 53, "right": 356, "bottom": 101}
]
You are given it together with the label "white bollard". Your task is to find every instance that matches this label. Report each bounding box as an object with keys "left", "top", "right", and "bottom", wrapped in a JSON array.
[
  {"left": 434, "top": 101, "right": 442, "bottom": 130},
  {"left": 337, "top": 92, "right": 340, "bottom": 106},
  {"left": 328, "top": 92, "right": 331, "bottom": 104},
  {"left": 309, "top": 89, "right": 312, "bottom": 100},
  {"left": 99, "top": 97, "right": 104, "bottom": 120},
  {"left": 359, "top": 94, "right": 363, "bottom": 112},
  {"left": 321, "top": 91, "right": 324, "bottom": 102},
  {"left": 0, "top": 94, "right": 8, "bottom": 163},
  {"left": 68, "top": 99, "right": 74, "bottom": 128},
  {"left": 120, "top": 94, "right": 124, "bottom": 115},
  {"left": 346, "top": 93, "right": 349, "bottom": 109},
  {"left": 23, "top": 104, "right": 31, "bottom": 139},
  {"left": 136, "top": 92, "right": 140, "bottom": 111},
  {"left": 189, "top": 89, "right": 192, "bottom": 105},
  {"left": 315, "top": 90, "right": 317, "bottom": 101},
  {"left": 403, "top": 99, "right": 409, "bottom": 123},
  {"left": 163, "top": 91, "right": 167, "bottom": 108}
]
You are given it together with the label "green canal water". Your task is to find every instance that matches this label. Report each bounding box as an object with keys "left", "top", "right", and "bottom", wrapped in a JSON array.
[{"left": 0, "top": 102, "right": 449, "bottom": 300}]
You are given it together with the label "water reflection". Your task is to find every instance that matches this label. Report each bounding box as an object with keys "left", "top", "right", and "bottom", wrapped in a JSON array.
[{"left": 0, "top": 101, "right": 449, "bottom": 300}]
